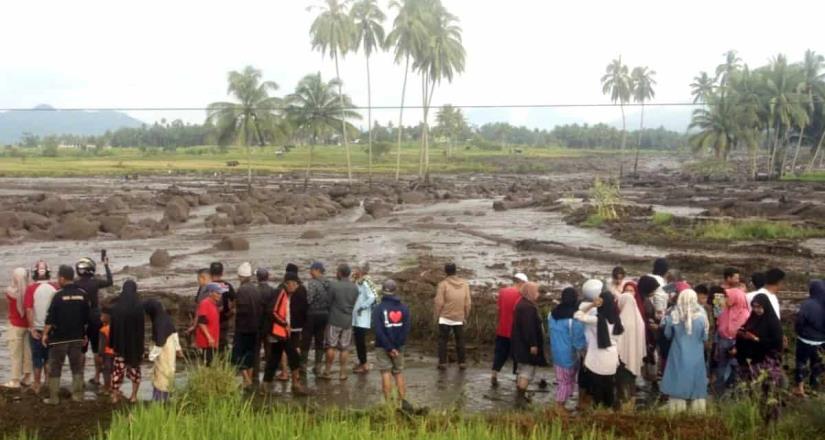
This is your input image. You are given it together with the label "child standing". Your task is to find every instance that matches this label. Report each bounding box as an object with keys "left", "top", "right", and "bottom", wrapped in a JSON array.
[
  {"left": 372, "top": 280, "right": 411, "bottom": 404},
  {"left": 98, "top": 308, "right": 115, "bottom": 395}
]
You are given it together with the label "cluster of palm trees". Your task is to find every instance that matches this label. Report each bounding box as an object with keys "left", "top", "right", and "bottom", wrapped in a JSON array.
[
  {"left": 600, "top": 57, "right": 657, "bottom": 177},
  {"left": 208, "top": 0, "right": 466, "bottom": 188},
  {"left": 688, "top": 50, "right": 825, "bottom": 179}
]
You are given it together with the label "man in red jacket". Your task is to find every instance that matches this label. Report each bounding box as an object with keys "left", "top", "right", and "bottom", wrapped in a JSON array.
[{"left": 491, "top": 273, "right": 528, "bottom": 387}]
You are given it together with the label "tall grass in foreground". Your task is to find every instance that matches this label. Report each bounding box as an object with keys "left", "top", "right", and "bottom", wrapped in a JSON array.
[{"left": 695, "top": 219, "right": 822, "bottom": 241}]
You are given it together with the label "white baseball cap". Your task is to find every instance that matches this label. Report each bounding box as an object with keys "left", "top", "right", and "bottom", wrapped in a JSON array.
[
  {"left": 238, "top": 262, "right": 253, "bottom": 278},
  {"left": 514, "top": 273, "right": 529, "bottom": 283},
  {"left": 582, "top": 279, "right": 604, "bottom": 301}
]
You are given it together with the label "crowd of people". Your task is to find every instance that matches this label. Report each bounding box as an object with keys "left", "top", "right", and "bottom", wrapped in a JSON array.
[{"left": 3, "top": 254, "right": 824, "bottom": 413}]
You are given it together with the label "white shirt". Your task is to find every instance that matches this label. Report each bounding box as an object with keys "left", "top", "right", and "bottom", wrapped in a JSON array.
[
  {"left": 746, "top": 288, "right": 781, "bottom": 319},
  {"left": 32, "top": 282, "right": 57, "bottom": 330},
  {"left": 574, "top": 302, "right": 619, "bottom": 376},
  {"left": 438, "top": 317, "right": 463, "bottom": 326}
]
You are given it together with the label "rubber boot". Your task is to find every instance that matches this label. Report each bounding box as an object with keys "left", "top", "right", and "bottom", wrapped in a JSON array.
[
  {"left": 43, "top": 378, "right": 60, "bottom": 405},
  {"left": 71, "top": 374, "right": 84, "bottom": 402}
]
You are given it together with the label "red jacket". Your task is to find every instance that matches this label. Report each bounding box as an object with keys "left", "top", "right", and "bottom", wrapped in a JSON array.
[{"left": 496, "top": 287, "right": 522, "bottom": 338}]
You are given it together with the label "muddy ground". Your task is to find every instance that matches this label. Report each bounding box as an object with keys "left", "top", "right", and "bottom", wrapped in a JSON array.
[{"left": 1, "top": 154, "right": 824, "bottom": 438}]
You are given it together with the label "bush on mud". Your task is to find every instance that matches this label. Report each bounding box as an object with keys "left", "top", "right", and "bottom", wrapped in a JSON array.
[
  {"left": 651, "top": 212, "right": 674, "bottom": 226},
  {"left": 695, "top": 220, "right": 821, "bottom": 241}
]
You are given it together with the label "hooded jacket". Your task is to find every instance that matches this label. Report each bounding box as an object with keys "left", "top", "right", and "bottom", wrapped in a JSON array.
[
  {"left": 372, "top": 295, "right": 410, "bottom": 351},
  {"left": 796, "top": 280, "right": 825, "bottom": 343},
  {"left": 306, "top": 276, "right": 332, "bottom": 316},
  {"left": 434, "top": 276, "right": 471, "bottom": 323}
]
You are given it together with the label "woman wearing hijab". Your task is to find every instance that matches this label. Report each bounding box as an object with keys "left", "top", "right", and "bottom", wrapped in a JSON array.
[
  {"left": 3, "top": 268, "right": 32, "bottom": 389},
  {"left": 616, "top": 281, "right": 645, "bottom": 409},
  {"left": 735, "top": 293, "right": 784, "bottom": 382},
  {"left": 661, "top": 289, "right": 709, "bottom": 413},
  {"left": 636, "top": 275, "right": 660, "bottom": 383},
  {"left": 548, "top": 287, "right": 586, "bottom": 410},
  {"left": 575, "top": 280, "right": 624, "bottom": 409},
  {"left": 714, "top": 287, "right": 750, "bottom": 395},
  {"left": 110, "top": 280, "right": 145, "bottom": 403},
  {"left": 511, "top": 282, "right": 548, "bottom": 404},
  {"left": 144, "top": 299, "right": 180, "bottom": 401}
]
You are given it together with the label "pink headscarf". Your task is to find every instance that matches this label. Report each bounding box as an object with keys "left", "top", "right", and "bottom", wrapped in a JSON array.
[
  {"left": 6, "top": 267, "right": 28, "bottom": 316},
  {"left": 717, "top": 288, "right": 749, "bottom": 339}
]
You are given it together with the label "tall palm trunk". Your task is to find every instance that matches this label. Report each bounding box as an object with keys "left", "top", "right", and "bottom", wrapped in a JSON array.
[
  {"left": 365, "top": 54, "right": 374, "bottom": 186},
  {"left": 334, "top": 52, "right": 352, "bottom": 184},
  {"left": 422, "top": 74, "right": 436, "bottom": 184},
  {"left": 790, "top": 125, "right": 805, "bottom": 174},
  {"left": 633, "top": 102, "right": 645, "bottom": 175},
  {"left": 395, "top": 56, "right": 410, "bottom": 182},
  {"left": 768, "top": 122, "right": 780, "bottom": 177},
  {"left": 807, "top": 129, "right": 825, "bottom": 172},
  {"left": 305, "top": 141, "right": 315, "bottom": 189},
  {"left": 619, "top": 103, "right": 627, "bottom": 180}
]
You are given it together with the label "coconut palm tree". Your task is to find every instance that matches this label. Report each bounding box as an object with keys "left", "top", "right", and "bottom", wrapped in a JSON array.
[
  {"left": 286, "top": 73, "right": 361, "bottom": 188},
  {"left": 763, "top": 54, "right": 807, "bottom": 176},
  {"left": 414, "top": 0, "right": 465, "bottom": 182},
  {"left": 387, "top": 0, "right": 428, "bottom": 181},
  {"left": 630, "top": 66, "right": 656, "bottom": 175},
  {"left": 351, "top": 0, "right": 386, "bottom": 185},
  {"left": 728, "top": 66, "right": 766, "bottom": 178},
  {"left": 690, "top": 71, "right": 716, "bottom": 104},
  {"left": 716, "top": 50, "right": 742, "bottom": 91},
  {"left": 793, "top": 50, "right": 825, "bottom": 173},
  {"left": 309, "top": 0, "right": 356, "bottom": 183},
  {"left": 601, "top": 57, "right": 632, "bottom": 178},
  {"left": 207, "top": 66, "right": 281, "bottom": 189},
  {"left": 435, "top": 104, "right": 466, "bottom": 157},
  {"left": 689, "top": 96, "right": 739, "bottom": 160}
]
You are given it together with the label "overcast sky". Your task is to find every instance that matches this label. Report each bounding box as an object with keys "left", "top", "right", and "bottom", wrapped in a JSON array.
[{"left": 1, "top": 0, "right": 823, "bottom": 130}]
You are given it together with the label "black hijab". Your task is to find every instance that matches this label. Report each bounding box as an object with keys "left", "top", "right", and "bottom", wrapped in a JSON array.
[
  {"left": 110, "top": 280, "right": 145, "bottom": 367},
  {"left": 551, "top": 287, "right": 580, "bottom": 320},
  {"left": 597, "top": 291, "right": 624, "bottom": 349},
  {"left": 739, "top": 293, "right": 783, "bottom": 361},
  {"left": 143, "top": 299, "right": 176, "bottom": 347}
]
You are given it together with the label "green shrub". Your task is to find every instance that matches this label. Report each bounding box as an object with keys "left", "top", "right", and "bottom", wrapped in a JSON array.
[
  {"left": 652, "top": 212, "right": 674, "bottom": 226},
  {"left": 180, "top": 355, "right": 240, "bottom": 409},
  {"left": 695, "top": 220, "right": 820, "bottom": 241},
  {"left": 583, "top": 213, "right": 605, "bottom": 228}
]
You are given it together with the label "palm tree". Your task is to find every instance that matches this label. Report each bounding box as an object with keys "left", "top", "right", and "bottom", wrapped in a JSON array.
[
  {"left": 207, "top": 66, "right": 281, "bottom": 189},
  {"left": 387, "top": 0, "right": 428, "bottom": 181},
  {"left": 601, "top": 57, "right": 632, "bottom": 178},
  {"left": 690, "top": 71, "right": 716, "bottom": 104},
  {"left": 286, "top": 73, "right": 361, "bottom": 188},
  {"left": 728, "top": 66, "right": 766, "bottom": 179},
  {"left": 689, "top": 96, "right": 738, "bottom": 160},
  {"left": 351, "top": 0, "right": 386, "bottom": 185},
  {"left": 716, "top": 50, "right": 742, "bottom": 91},
  {"left": 763, "top": 54, "right": 807, "bottom": 176},
  {"left": 414, "top": 0, "right": 465, "bottom": 182},
  {"left": 435, "top": 104, "right": 466, "bottom": 157},
  {"left": 794, "top": 50, "right": 825, "bottom": 173},
  {"left": 630, "top": 66, "right": 656, "bottom": 174},
  {"left": 309, "top": 0, "right": 356, "bottom": 183}
]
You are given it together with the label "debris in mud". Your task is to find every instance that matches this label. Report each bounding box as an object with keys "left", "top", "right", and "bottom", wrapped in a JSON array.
[
  {"left": 149, "top": 249, "right": 172, "bottom": 267},
  {"left": 51, "top": 214, "right": 99, "bottom": 240},
  {"left": 163, "top": 196, "right": 191, "bottom": 223},
  {"left": 215, "top": 236, "right": 250, "bottom": 251},
  {"left": 300, "top": 230, "right": 324, "bottom": 240}
]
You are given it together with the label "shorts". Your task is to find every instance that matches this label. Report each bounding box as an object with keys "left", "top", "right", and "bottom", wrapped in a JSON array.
[
  {"left": 30, "top": 333, "right": 50, "bottom": 370},
  {"left": 517, "top": 365, "right": 537, "bottom": 381},
  {"left": 376, "top": 348, "right": 405, "bottom": 374},
  {"left": 84, "top": 314, "right": 102, "bottom": 354},
  {"left": 102, "top": 354, "right": 114, "bottom": 376},
  {"left": 325, "top": 325, "right": 353, "bottom": 350}
]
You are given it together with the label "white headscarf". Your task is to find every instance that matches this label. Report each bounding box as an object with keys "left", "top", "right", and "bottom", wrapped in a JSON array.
[
  {"left": 616, "top": 291, "right": 646, "bottom": 376},
  {"left": 669, "top": 289, "right": 708, "bottom": 335},
  {"left": 6, "top": 267, "right": 28, "bottom": 316}
]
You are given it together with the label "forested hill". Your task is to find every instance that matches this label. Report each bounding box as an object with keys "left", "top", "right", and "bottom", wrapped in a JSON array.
[{"left": 0, "top": 105, "right": 143, "bottom": 144}]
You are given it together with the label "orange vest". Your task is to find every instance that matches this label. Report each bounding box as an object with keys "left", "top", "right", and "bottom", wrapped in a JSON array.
[
  {"left": 100, "top": 324, "right": 115, "bottom": 355},
  {"left": 271, "top": 290, "right": 290, "bottom": 340}
]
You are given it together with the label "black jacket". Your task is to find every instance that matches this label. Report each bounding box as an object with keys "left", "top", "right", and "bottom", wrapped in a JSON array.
[
  {"left": 76, "top": 264, "right": 113, "bottom": 313},
  {"left": 234, "top": 280, "right": 262, "bottom": 334},
  {"left": 510, "top": 298, "right": 548, "bottom": 366},
  {"left": 45, "top": 283, "right": 91, "bottom": 344}
]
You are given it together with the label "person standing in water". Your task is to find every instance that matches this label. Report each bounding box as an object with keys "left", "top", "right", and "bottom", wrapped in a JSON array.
[
  {"left": 195, "top": 283, "right": 226, "bottom": 365},
  {"left": 233, "top": 262, "right": 261, "bottom": 387},
  {"left": 3, "top": 267, "right": 32, "bottom": 389},
  {"left": 209, "top": 262, "right": 236, "bottom": 354},
  {"left": 24, "top": 260, "right": 58, "bottom": 394},
  {"left": 434, "top": 263, "right": 471, "bottom": 370},
  {"left": 661, "top": 289, "right": 709, "bottom": 413},
  {"left": 74, "top": 256, "right": 113, "bottom": 388},
  {"left": 793, "top": 280, "right": 825, "bottom": 397},
  {"left": 303, "top": 262, "right": 332, "bottom": 375},
  {"left": 615, "top": 281, "right": 646, "bottom": 409},
  {"left": 372, "top": 279, "right": 410, "bottom": 402},
  {"left": 352, "top": 262, "right": 377, "bottom": 374},
  {"left": 549, "top": 287, "right": 586, "bottom": 411},
  {"left": 109, "top": 280, "right": 145, "bottom": 404},
  {"left": 144, "top": 299, "right": 181, "bottom": 402},
  {"left": 491, "top": 273, "right": 528, "bottom": 387},
  {"left": 322, "top": 264, "right": 359, "bottom": 381},
  {"left": 510, "top": 282, "right": 547, "bottom": 405},
  {"left": 262, "top": 272, "right": 307, "bottom": 395}
]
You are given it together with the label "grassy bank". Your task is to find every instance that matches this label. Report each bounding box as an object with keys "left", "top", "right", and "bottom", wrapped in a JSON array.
[{"left": 0, "top": 145, "right": 615, "bottom": 177}]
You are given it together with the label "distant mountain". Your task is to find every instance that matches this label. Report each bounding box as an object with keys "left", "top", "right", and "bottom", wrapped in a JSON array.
[{"left": 0, "top": 105, "right": 144, "bottom": 144}]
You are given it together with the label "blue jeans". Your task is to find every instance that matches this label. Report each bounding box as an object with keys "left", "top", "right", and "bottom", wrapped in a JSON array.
[
  {"left": 714, "top": 336, "right": 738, "bottom": 394},
  {"left": 29, "top": 332, "right": 49, "bottom": 370}
]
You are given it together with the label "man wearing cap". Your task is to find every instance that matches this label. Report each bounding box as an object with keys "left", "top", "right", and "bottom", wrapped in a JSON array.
[
  {"left": 196, "top": 282, "right": 226, "bottom": 365},
  {"left": 490, "top": 273, "right": 528, "bottom": 387},
  {"left": 24, "top": 260, "right": 58, "bottom": 394},
  {"left": 209, "top": 262, "right": 236, "bottom": 353},
  {"left": 276, "top": 264, "right": 308, "bottom": 379},
  {"left": 232, "top": 262, "right": 260, "bottom": 387},
  {"left": 322, "top": 264, "right": 360, "bottom": 380},
  {"left": 303, "top": 262, "right": 332, "bottom": 375},
  {"left": 372, "top": 279, "right": 410, "bottom": 402}
]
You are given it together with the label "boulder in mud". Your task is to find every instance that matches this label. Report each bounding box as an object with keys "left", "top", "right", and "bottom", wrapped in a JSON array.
[
  {"left": 260, "top": 207, "right": 287, "bottom": 225},
  {"left": 232, "top": 202, "right": 254, "bottom": 225},
  {"left": 119, "top": 225, "right": 153, "bottom": 240},
  {"left": 337, "top": 195, "right": 360, "bottom": 209},
  {"left": 400, "top": 191, "right": 428, "bottom": 204},
  {"left": 300, "top": 230, "right": 324, "bottom": 239},
  {"left": 356, "top": 213, "right": 374, "bottom": 223},
  {"left": 38, "top": 196, "right": 71, "bottom": 216},
  {"left": 215, "top": 236, "right": 250, "bottom": 251},
  {"left": 364, "top": 199, "right": 392, "bottom": 219},
  {"left": 149, "top": 249, "right": 172, "bottom": 267},
  {"left": 0, "top": 212, "right": 22, "bottom": 229},
  {"left": 163, "top": 196, "right": 190, "bottom": 223},
  {"left": 103, "top": 196, "right": 128, "bottom": 213},
  {"left": 198, "top": 193, "right": 216, "bottom": 206},
  {"left": 52, "top": 214, "right": 99, "bottom": 240},
  {"left": 18, "top": 212, "right": 52, "bottom": 231},
  {"left": 327, "top": 185, "right": 351, "bottom": 199},
  {"left": 99, "top": 215, "right": 128, "bottom": 235}
]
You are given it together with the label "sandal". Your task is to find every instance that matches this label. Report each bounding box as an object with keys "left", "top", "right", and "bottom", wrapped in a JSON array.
[
  {"left": 2, "top": 381, "right": 21, "bottom": 389},
  {"left": 317, "top": 371, "right": 333, "bottom": 381},
  {"left": 339, "top": 373, "right": 349, "bottom": 381}
]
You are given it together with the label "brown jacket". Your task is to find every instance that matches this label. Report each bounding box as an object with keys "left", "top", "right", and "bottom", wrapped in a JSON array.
[{"left": 434, "top": 276, "right": 471, "bottom": 322}]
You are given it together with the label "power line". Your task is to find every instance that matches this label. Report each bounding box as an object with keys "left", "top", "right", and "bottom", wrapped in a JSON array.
[{"left": 0, "top": 102, "right": 708, "bottom": 112}]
